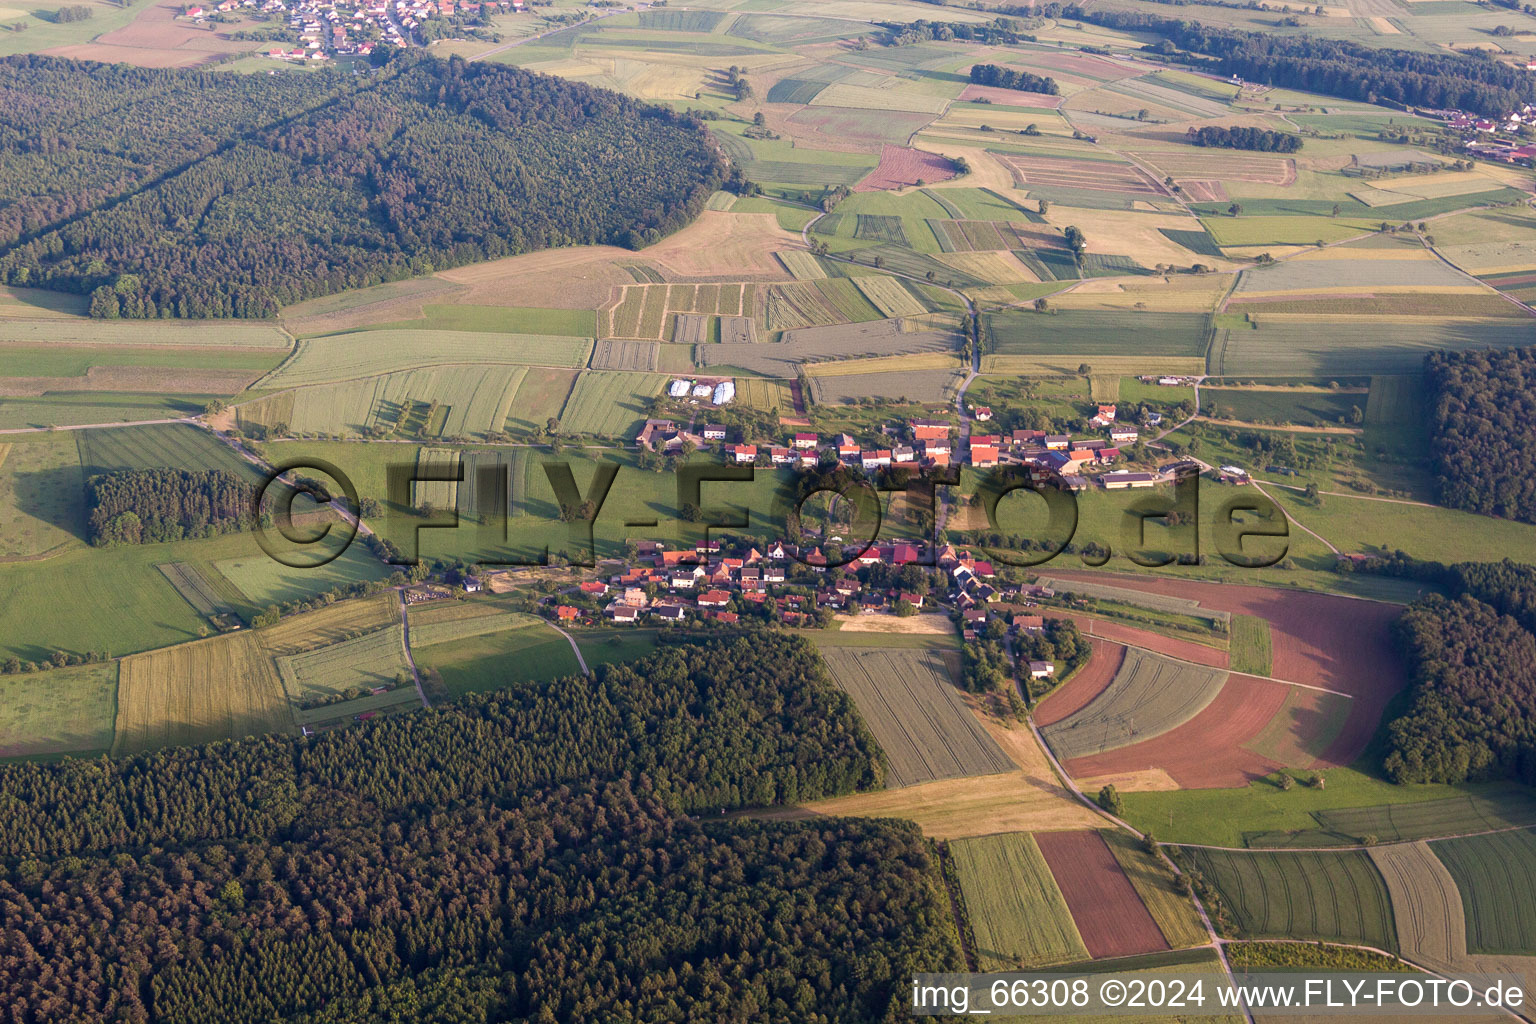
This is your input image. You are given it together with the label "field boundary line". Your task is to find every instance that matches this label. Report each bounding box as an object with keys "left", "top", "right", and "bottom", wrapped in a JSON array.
[
  {"left": 1073, "top": 620, "right": 1348, "bottom": 699},
  {"left": 1177, "top": 819, "right": 1536, "bottom": 855},
  {"left": 398, "top": 589, "right": 430, "bottom": 710}
]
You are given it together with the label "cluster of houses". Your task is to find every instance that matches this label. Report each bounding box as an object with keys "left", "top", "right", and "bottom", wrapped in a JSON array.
[
  {"left": 543, "top": 538, "right": 1016, "bottom": 629},
  {"left": 214, "top": 0, "right": 527, "bottom": 60},
  {"left": 637, "top": 410, "right": 1160, "bottom": 488},
  {"left": 1436, "top": 108, "right": 1536, "bottom": 164}
]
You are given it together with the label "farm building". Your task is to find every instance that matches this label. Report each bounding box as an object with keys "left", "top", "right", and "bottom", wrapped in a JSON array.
[
  {"left": 702, "top": 424, "right": 727, "bottom": 441},
  {"left": 1101, "top": 472, "right": 1157, "bottom": 490},
  {"left": 1029, "top": 661, "right": 1055, "bottom": 679}
]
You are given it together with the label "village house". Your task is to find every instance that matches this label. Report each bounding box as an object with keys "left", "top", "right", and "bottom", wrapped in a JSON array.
[
  {"left": 555, "top": 605, "right": 579, "bottom": 621},
  {"left": 702, "top": 424, "right": 727, "bottom": 442},
  {"left": 732, "top": 444, "right": 758, "bottom": 464},
  {"left": 1028, "top": 660, "right": 1055, "bottom": 679},
  {"left": 792, "top": 432, "right": 819, "bottom": 449}
]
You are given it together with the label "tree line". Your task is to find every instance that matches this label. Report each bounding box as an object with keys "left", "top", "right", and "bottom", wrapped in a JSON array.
[
  {"left": 969, "top": 63, "right": 1060, "bottom": 96},
  {"left": 1187, "top": 125, "right": 1302, "bottom": 152},
  {"left": 1425, "top": 345, "right": 1536, "bottom": 524},
  {"left": 85, "top": 468, "right": 252, "bottom": 545},
  {"left": 0, "top": 634, "right": 884, "bottom": 861},
  {"left": 1019, "top": 4, "right": 1536, "bottom": 116},
  {"left": 0, "top": 52, "right": 726, "bottom": 318}
]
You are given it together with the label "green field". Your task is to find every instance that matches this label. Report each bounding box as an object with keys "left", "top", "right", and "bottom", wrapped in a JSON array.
[
  {"left": 75, "top": 423, "right": 261, "bottom": 483},
  {"left": 275, "top": 625, "right": 410, "bottom": 704},
  {"left": 1208, "top": 317, "right": 1532, "bottom": 377},
  {"left": 0, "top": 392, "right": 224, "bottom": 430},
  {"left": 559, "top": 371, "right": 666, "bottom": 437},
  {"left": 1364, "top": 374, "right": 1426, "bottom": 425},
  {"left": 212, "top": 540, "right": 389, "bottom": 610},
  {"left": 1229, "top": 615, "right": 1273, "bottom": 677},
  {"left": 415, "top": 621, "right": 581, "bottom": 697},
  {"left": 0, "top": 662, "right": 118, "bottom": 759},
  {"left": 1184, "top": 847, "right": 1397, "bottom": 949},
  {"left": 0, "top": 317, "right": 290, "bottom": 349},
  {"left": 1201, "top": 387, "right": 1362, "bottom": 427},
  {"left": 0, "top": 434, "right": 83, "bottom": 559},
  {"left": 1296, "top": 793, "right": 1536, "bottom": 848},
  {"left": 280, "top": 364, "right": 528, "bottom": 438},
  {"left": 0, "top": 343, "right": 284, "bottom": 378},
  {"left": 988, "top": 311, "right": 1212, "bottom": 358},
  {"left": 1432, "top": 829, "right": 1536, "bottom": 956},
  {"left": 950, "top": 832, "right": 1090, "bottom": 969},
  {"left": 1043, "top": 648, "right": 1229, "bottom": 762},
  {"left": 407, "top": 606, "right": 541, "bottom": 647},
  {"left": 262, "top": 330, "right": 593, "bottom": 388}
]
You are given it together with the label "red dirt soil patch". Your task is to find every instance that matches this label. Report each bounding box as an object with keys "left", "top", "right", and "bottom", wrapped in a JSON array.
[
  {"left": 855, "top": 145, "right": 958, "bottom": 193},
  {"left": 1048, "top": 612, "right": 1229, "bottom": 669},
  {"left": 1036, "top": 830, "right": 1169, "bottom": 959},
  {"left": 958, "top": 83, "right": 1064, "bottom": 108},
  {"left": 1045, "top": 573, "right": 1404, "bottom": 767},
  {"left": 1178, "top": 179, "right": 1228, "bottom": 203},
  {"left": 1063, "top": 673, "right": 1293, "bottom": 789},
  {"left": 1034, "top": 641, "right": 1127, "bottom": 727}
]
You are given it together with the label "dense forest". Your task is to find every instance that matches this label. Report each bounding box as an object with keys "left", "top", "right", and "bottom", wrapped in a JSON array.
[
  {"left": 0, "top": 53, "right": 725, "bottom": 318},
  {"left": 0, "top": 779, "right": 961, "bottom": 1022},
  {"left": 1187, "top": 125, "right": 1302, "bottom": 152},
  {"left": 1022, "top": 4, "right": 1536, "bottom": 115},
  {"left": 0, "top": 634, "right": 882, "bottom": 860},
  {"left": 968, "top": 63, "right": 1059, "bottom": 95},
  {"left": 1425, "top": 346, "right": 1536, "bottom": 523},
  {"left": 1386, "top": 592, "right": 1536, "bottom": 784},
  {"left": 86, "top": 468, "right": 252, "bottom": 545}
]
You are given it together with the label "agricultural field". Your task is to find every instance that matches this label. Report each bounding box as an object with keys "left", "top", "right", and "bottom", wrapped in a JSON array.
[
  {"left": 591, "top": 340, "right": 661, "bottom": 372},
  {"left": 406, "top": 604, "right": 541, "bottom": 647},
  {"left": 75, "top": 423, "right": 260, "bottom": 483},
  {"left": 1182, "top": 848, "right": 1398, "bottom": 949},
  {"left": 1101, "top": 829, "right": 1209, "bottom": 950},
  {"left": 810, "top": 368, "right": 965, "bottom": 405},
  {"left": 156, "top": 562, "right": 235, "bottom": 619},
  {"left": 702, "top": 320, "right": 958, "bottom": 377},
  {"left": 950, "top": 832, "right": 1090, "bottom": 969},
  {"left": 414, "top": 447, "right": 460, "bottom": 510},
  {"left": 262, "top": 330, "right": 592, "bottom": 387},
  {"left": 762, "top": 279, "right": 883, "bottom": 331},
  {"left": 276, "top": 364, "right": 528, "bottom": 438},
  {"left": 559, "top": 370, "right": 665, "bottom": 437},
  {"left": 1037, "top": 577, "right": 1229, "bottom": 628},
  {"left": 1432, "top": 830, "right": 1536, "bottom": 955},
  {"left": 274, "top": 625, "right": 411, "bottom": 705},
  {"left": 853, "top": 276, "right": 928, "bottom": 317},
  {"left": 1044, "top": 648, "right": 1230, "bottom": 762},
  {"left": 0, "top": 662, "right": 119, "bottom": 759},
  {"left": 1201, "top": 387, "right": 1363, "bottom": 427},
  {"left": 414, "top": 621, "right": 581, "bottom": 697},
  {"left": 1227, "top": 615, "right": 1273, "bottom": 676},
  {"left": 1036, "top": 830, "right": 1171, "bottom": 960},
  {"left": 0, "top": 318, "right": 290, "bottom": 349},
  {"left": 1207, "top": 316, "right": 1532, "bottom": 377},
  {"left": 984, "top": 311, "right": 1211, "bottom": 375},
  {"left": 211, "top": 539, "right": 388, "bottom": 610},
  {"left": 818, "top": 645, "right": 1015, "bottom": 787},
  {"left": 0, "top": 434, "right": 84, "bottom": 559},
  {"left": 113, "top": 631, "right": 294, "bottom": 754}
]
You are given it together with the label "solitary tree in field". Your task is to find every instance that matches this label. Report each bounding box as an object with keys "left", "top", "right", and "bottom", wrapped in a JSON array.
[
  {"left": 1331, "top": 202, "right": 1341, "bottom": 217},
  {"left": 1228, "top": 202, "right": 1243, "bottom": 217},
  {"left": 1034, "top": 297, "right": 1049, "bottom": 313},
  {"left": 1037, "top": 198, "right": 1050, "bottom": 215}
]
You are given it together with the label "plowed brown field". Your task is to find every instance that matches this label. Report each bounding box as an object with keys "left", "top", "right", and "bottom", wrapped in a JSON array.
[
  {"left": 1036, "top": 830, "right": 1169, "bottom": 959},
  {"left": 1046, "top": 573, "right": 1403, "bottom": 766},
  {"left": 1034, "top": 641, "right": 1126, "bottom": 727},
  {"left": 1048, "top": 612, "right": 1230, "bottom": 668},
  {"left": 1062, "top": 674, "right": 1293, "bottom": 788}
]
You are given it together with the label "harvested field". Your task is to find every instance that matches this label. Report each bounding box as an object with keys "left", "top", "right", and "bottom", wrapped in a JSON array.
[
  {"left": 0, "top": 364, "right": 259, "bottom": 397},
  {"left": 672, "top": 314, "right": 710, "bottom": 345},
  {"left": 559, "top": 370, "right": 665, "bottom": 437},
  {"left": 1042, "top": 647, "right": 1229, "bottom": 762},
  {"left": 1062, "top": 674, "right": 1294, "bottom": 789},
  {"left": 811, "top": 368, "right": 964, "bottom": 405},
  {"left": 776, "top": 250, "right": 827, "bottom": 280},
  {"left": 702, "top": 319, "right": 958, "bottom": 376},
  {"left": 819, "top": 645, "right": 1015, "bottom": 787},
  {"left": 929, "top": 218, "right": 1061, "bottom": 254},
  {"left": 156, "top": 562, "right": 233, "bottom": 618},
  {"left": 855, "top": 145, "right": 958, "bottom": 193},
  {"left": 1044, "top": 574, "right": 1407, "bottom": 767},
  {"left": 275, "top": 625, "right": 411, "bottom": 704},
  {"left": 786, "top": 106, "right": 937, "bottom": 147},
  {"left": 1184, "top": 847, "right": 1397, "bottom": 949},
  {"left": 804, "top": 352, "right": 963, "bottom": 377},
  {"left": 439, "top": 246, "right": 640, "bottom": 309},
  {"left": 998, "top": 153, "right": 1169, "bottom": 197},
  {"left": 645, "top": 211, "right": 800, "bottom": 278},
  {"left": 258, "top": 594, "right": 399, "bottom": 656},
  {"left": 114, "top": 632, "right": 294, "bottom": 754},
  {"left": 263, "top": 330, "right": 592, "bottom": 387},
  {"left": 1037, "top": 830, "right": 1171, "bottom": 960},
  {"left": 1132, "top": 150, "right": 1294, "bottom": 185},
  {"left": 1034, "top": 641, "right": 1127, "bottom": 727},
  {"left": 935, "top": 250, "right": 1040, "bottom": 284},
  {"left": 951, "top": 832, "right": 1090, "bottom": 969},
  {"left": 1235, "top": 257, "right": 1470, "bottom": 295},
  {"left": 1178, "top": 179, "right": 1229, "bottom": 202},
  {"left": 1433, "top": 830, "right": 1536, "bottom": 955},
  {"left": 958, "top": 83, "right": 1064, "bottom": 107},
  {"left": 832, "top": 612, "right": 952, "bottom": 634},
  {"left": 854, "top": 276, "right": 928, "bottom": 317},
  {"left": 0, "top": 318, "right": 289, "bottom": 349},
  {"left": 720, "top": 315, "right": 756, "bottom": 345},
  {"left": 0, "top": 662, "right": 118, "bottom": 759},
  {"left": 591, "top": 339, "right": 661, "bottom": 371}
]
